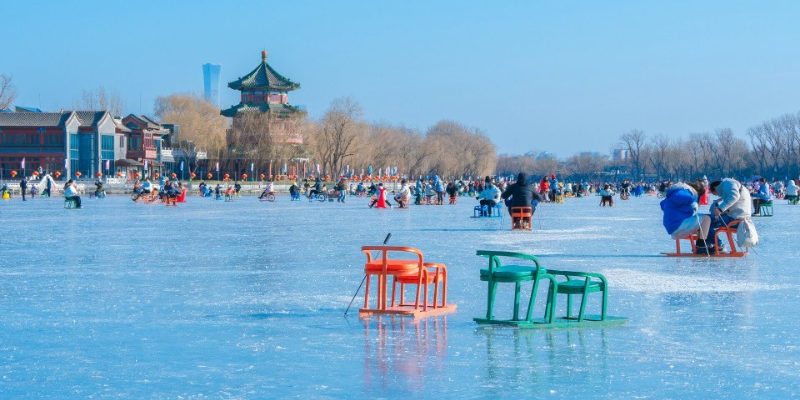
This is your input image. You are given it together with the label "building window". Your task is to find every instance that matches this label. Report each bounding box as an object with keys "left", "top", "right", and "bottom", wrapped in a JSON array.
[
  {"left": 101, "top": 135, "right": 114, "bottom": 160},
  {"left": 130, "top": 136, "right": 141, "bottom": 151},
  {"left": 119, "top": 136, "right": 125, "bottom": 149},
  {"left": 70, "top": 134, "right": 79, "bottom": 159}
]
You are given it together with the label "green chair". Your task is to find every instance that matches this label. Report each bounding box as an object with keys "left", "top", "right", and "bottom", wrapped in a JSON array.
[
  {"left": 760, "top": 200, "right": 774, "bottom": 217},
  {"left": 546, "top": 269, "right": 608, "bottom": 322},
  {"left": 475, "top": 250, "right": 557, "bottom": 325}
]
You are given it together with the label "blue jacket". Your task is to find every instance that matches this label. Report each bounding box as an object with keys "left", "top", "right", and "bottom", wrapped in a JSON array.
[{"left": 660, "top": 183, "right": 698, "bottom": 235}]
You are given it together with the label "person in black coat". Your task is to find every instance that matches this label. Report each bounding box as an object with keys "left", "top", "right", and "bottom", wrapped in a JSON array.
[
  {"left": 501, "top": 172, "right": 542, "bottom": 216},
  {"left": 20, "top": 177, "right": 27, "bottom": 201}
]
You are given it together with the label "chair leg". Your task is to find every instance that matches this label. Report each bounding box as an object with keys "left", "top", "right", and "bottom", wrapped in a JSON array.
[
  {"left": 526, "top": 277, "right": 541, "bottom": 322},
  {"left": 441, "top": 270, "right": 447, "bottom": 307},
  {"left": 399, "top": 283, "right": 405, "bottom": 306},
  {"left": 545, "top": 282, "right": 556, "bottom": 323},
  {"left": 391, "top": 280, "right": 397, "bottom": 307},
  {"left": 513, "top": 282, "right": 522, "bottom": 320},
  {"left": 601, "top": 287, "right": 608, "bottom": 320},
  {"left": 566, "top": 293, "right": 572, "bottom": 319},
  {"left": 364, "top": 274, "right": 371, "bottom": 309},
  {"left": 578, "top": 291, "right": 589, "bottom": 322},
  {"left": 414, "top": 280, "right": 422, "bottom": 310},
  {"left": 487, "top": 281, "right": 496, "bottom": 320},
  {"left": 432, "top": 275, "right": 440, "bottom": 309},
  {"left": 423, "top": 281, "right": 428, "bottom": 311}
]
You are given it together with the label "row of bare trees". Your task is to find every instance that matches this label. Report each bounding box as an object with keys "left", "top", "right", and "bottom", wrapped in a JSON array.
[
  {"left": 151, "top": 95, "right": 497, "bottom": 179},
  {"left": 305, "top": 98, "right": 497, "bottom": 178},
  {"left": 498, "top": 120, "right": 796, "bottom": 182}
]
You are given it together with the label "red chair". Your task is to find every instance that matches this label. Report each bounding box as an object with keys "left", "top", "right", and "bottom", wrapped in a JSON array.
[
  {"left": 714, "top": 220, "right": 746, "bottom": 257},
  {"left": 510, "top": 207, "right": 533, "bottom": 230}
]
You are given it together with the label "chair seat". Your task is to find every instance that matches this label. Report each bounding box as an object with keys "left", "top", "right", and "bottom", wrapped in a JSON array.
[
  {"left": 365, "top": 259, "right": 420, "bottom": 274},
  {"left": 480, "top": 265, "right": 538, "bottom": 281},
  {"left": 556, "top": 279, "right": 604, "bottom": 294}
]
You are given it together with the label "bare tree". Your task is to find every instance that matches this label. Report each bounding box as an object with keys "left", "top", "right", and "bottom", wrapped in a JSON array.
[
  {"left": 154, "top": 94, "right": 228, "bottom": 171},
  {"left": 619, "top": 129, "right": 647, "bottom": 180},
  {"left": 308, "top": 97, "right": 364, "bottom": 176},
  {"left": 0, "top": 74, "right": 17, "bottom": 110},
  {"left": 74, "top": 86, "right": 124, "bottom": 115}
]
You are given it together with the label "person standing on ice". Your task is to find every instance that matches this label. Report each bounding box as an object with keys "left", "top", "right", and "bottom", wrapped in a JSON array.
[
  {"left": 660, "top": 182, "right": 711, "bottom": 253},
  {"left": 433, "top": 175, "right": 445, "bottom": 205},
  {"left": 19, "top": 176, "right": 27, "bottom": 201}
]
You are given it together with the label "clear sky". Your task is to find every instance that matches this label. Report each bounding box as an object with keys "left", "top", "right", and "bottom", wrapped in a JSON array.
[{"left": 2, "top": 1, "right": 800, "bottom": 156}]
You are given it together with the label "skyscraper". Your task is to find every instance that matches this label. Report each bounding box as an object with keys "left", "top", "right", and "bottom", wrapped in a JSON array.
[{"left": 202, "top": 63, "right": 221, "bottom": 108}]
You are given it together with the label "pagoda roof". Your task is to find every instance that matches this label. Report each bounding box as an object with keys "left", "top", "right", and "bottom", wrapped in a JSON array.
[
  {"left": 228, "top": 51, "right": 300, "bottom": 92},
  {"left": 220, "top": 103, "right": 304, "bottom": 118}
]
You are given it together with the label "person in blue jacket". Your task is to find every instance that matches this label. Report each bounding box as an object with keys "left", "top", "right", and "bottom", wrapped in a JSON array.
[
  {"left": 660, "top": 182, "right": 711, "bottom": 253},
  {"left": 751, "top": 177, "right": 772, "bottom": 216}
]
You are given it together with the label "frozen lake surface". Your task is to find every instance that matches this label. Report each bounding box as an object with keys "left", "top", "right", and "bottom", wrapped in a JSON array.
[{"left": 1, "top": 194, "right": 799, "bottom": 399}]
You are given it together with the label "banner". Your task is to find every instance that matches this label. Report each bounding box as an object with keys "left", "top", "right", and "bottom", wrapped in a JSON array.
[
  {"left": 144, "top": 160, "right": 149, "bottom": 171},
  {"left": 316, "top": 163, "right": 320, "bottom": 175},
  {"left": 179, "top": 160, "right": 184, "bottom": 171},
  {"left": 105, "top": 159, "right": 110, "bottom": 170},
  {"left": 215, "top": 161, "right": 219, "bottom": 172},
  {"left": 64, "top": 158, "right": 68, "bottom": 170},
  {"left": 21, "top": 157, "right": 25, "bottom": 169},
  {"left": 250, "top": 162, "right": 254, "bottom": 172}
]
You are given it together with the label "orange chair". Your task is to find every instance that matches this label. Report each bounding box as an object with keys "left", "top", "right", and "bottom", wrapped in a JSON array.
[
  {"left": 391, "top": 262, "right": 448, "bottom": 312},
  {"left": 714, "top": 220, "right": 746, "bottom": 257},
  {"left": 510, "top": 206, "right": 533, "bottom": 230},
  {"left": 361, "top": 246, "right": 423, "bottom": 312},
  {"left": 360, "top": 245, "right": 456, "bottom": 317},
  {"left": 674, "top": 233, "right": 698, "bottom": 255}
]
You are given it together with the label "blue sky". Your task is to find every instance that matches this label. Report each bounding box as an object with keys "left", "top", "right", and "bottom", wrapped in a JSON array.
[{"left": 2, "top": 1, "right": 800, "bottom": 156}]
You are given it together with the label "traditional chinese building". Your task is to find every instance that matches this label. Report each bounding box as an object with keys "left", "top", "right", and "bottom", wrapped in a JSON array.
[
  {"left": 221, "top": 50, "right": 305, "bottom": 144},
  {"left": 0, "top": 110, "right": 120, "bottom": 178}
]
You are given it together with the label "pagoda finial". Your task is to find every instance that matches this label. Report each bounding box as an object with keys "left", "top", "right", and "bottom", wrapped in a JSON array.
[{"left": 261, "top": 50, "right": 267, "bottom": 62}]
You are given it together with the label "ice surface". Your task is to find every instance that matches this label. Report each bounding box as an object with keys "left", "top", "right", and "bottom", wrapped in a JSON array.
[{"left": 1, "top": 194, "right": 799, "bottom": 398}]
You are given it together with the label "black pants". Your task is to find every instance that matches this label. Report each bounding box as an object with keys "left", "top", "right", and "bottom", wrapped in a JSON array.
[
  {"left": 21, "top": 188, "right": 26, "bottom": 201},
  {"left": 480, "top": 199, "right": 497, "bottom": 215}
]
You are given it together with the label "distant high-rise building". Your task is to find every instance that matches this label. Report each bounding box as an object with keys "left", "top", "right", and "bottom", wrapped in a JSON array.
[{"left": 202, "top": 63, "right": 221, "bottom": 108}]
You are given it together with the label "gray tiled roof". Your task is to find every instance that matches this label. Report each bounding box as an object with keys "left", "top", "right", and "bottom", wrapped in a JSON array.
[
  {"left": 0, "top": 110, "right": 111, "bottom": 128},
  {"left": 0, "top": 112, "right": 71, "bottom": 127},
  {"left": 74, "top": 111, "right": 109, "bottom": 128},
  {"left": 220, "top": 103, "right": 304, "bottom": 118}
]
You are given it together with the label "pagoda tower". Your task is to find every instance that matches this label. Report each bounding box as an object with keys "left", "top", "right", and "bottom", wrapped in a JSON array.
[{"left": 221, "top": 50, "right": 304, "bottom": 144}]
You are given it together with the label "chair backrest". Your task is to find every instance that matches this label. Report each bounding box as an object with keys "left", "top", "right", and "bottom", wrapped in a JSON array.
[
  {"left": 362, "top": 245, "right": 424, "bottom": 273},
  {"left": 476, "top": 250, "right": 542, "bottom": 273}
]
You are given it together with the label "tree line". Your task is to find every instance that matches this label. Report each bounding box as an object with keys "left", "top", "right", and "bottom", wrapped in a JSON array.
[{"left": 155, "top": 95, "right": 497, "bottom": 179}]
